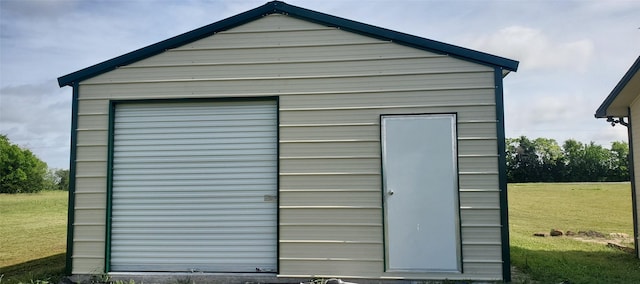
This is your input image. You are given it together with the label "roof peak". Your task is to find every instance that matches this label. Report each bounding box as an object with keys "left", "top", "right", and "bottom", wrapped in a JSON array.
[{"left": 58, "top": 1, "right": 518, "bottom": 87}]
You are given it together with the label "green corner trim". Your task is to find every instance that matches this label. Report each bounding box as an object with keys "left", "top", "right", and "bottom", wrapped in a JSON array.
[
  {"left": 494, "top": 67, "right": 511, "bottom": 282},
  {"left": 104, "top": 101, "right": 116, "bottom": 273},
  {"left": 378, "top": 114, "right": 387, "bottom": 271},
  {"left": 65, "top": 83, "right": 79, "bottom": 275},
  {"left": 275, "top": 96, "right": 281, "bottom": 274}
]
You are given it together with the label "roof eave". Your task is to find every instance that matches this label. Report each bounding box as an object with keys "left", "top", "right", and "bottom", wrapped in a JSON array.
[
  {"left": 57, "top": 1, "right": 277, "bottom": 87},
  {"left": 595, "top": 55, "right": 640, "bottom": 118},
  {"left": 274, "top": 2, "right": 519, "bottom": 72},
  {"left": 58, "top": 0, "right": 518, "bottom": 88}
]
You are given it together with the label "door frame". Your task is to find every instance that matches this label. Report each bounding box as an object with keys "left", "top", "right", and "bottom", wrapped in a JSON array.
[
  {"left": 379, "top": 112, "right": 462, "bottom": 273},
  {"left": 105, "top": 97, "right": 280, "bottom": 273}
]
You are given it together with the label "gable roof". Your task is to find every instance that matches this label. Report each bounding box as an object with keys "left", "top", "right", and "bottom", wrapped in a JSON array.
[
  {"left": 595, "top": 55, "right": 640, "bottom": 118},
  {"left": 58, "top": 1, "right": 519, "bottom": 87}
]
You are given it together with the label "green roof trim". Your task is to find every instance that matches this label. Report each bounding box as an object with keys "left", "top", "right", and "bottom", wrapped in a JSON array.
[
  {"left": 595, "top": 55, "right": 640, "bottom": 118},
  {"left": 58, "top": 1, "right": 518, "bottom": 87}
]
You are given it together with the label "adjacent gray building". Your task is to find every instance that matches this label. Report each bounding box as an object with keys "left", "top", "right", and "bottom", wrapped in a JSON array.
[{"left": 595, "top": 55, "right": 640, "bottom": 259}]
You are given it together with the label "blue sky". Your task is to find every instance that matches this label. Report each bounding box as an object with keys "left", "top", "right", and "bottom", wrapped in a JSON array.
[{"left": 1, "top": 0, "right": 639, "bottom": 169}]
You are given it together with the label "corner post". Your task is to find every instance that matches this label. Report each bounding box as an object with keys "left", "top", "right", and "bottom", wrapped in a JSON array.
[
  {"left": 66, "top": 83, "right": 80, "bottom": 275},
  {"left": 494, "top": 67, "right": 511, "bottom": 282},
  {"left": 626, "top": 108, "right": 640, "bottom": 258}
]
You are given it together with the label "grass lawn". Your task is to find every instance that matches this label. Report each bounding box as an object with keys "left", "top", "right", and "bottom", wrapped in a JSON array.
[
  {"left": 0, "top": 191, "right": 68, "bottom": 283},
  {"left": 509, "top": 182, "right": 640, "bottom": 283}
]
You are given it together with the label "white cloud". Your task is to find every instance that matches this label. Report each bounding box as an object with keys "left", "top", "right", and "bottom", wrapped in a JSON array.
[
  {"left": 468, "top": 26, "right": 595, "bottom": 72},
  {"left": 504, "top": 89, "right": 629, "bottom": 147},
  {"left": 0, "top": 80, "right": 71, "bottom": 169}
]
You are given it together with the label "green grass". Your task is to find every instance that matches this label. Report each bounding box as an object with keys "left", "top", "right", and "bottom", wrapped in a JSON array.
[
  {"left": 509, "top": 182, "right": 640, "bottom": 283},
  {"left": 0, "top": 191, "right": 68, "bottom": 283},
  {"left": 0, "top": 253, "right": 66, "bottom": 284}
]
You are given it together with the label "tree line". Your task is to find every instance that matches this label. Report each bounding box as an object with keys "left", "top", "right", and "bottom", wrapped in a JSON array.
[
  {"left": 506, "top": 136, "right": 629, "bottom": 183},
  {"left": 1, "top": 134, "right": 68, "bottom": 194}
]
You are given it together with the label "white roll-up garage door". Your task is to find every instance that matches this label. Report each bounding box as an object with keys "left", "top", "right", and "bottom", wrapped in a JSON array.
[{"left": 110, "top": 100, "right": 277, "bottom": 272}]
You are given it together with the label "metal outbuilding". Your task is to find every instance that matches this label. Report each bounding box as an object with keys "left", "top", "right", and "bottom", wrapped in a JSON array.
[{"left": 58, "top": 1, "right": 518, "bottom": 282}]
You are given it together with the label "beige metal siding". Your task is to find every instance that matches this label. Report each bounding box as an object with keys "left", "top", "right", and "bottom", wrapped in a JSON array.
[
  {"left": 73, "top": 88, "right": 109, "bottom": 273},
  {"left": 631, "top": 98, "right": 640, "bottom": 258},
  {"left": 72, "top": 14, "right": 503, "bottom": 279}
]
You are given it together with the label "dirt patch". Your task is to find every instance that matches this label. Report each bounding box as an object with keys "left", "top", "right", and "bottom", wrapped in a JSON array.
[
  {"left": 571, "top": 230, "right": 606, "bottom": 238},
  {"left": 540, "top": 229, "right": 635, "bottom": 254},
  {"left": 570, "top": 232, "right": 635, "bottom": 253}
]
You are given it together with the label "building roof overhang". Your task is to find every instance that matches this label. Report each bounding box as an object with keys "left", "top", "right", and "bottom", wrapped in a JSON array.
[{"left": 595, "top": 56, "right": 640, "bottom": 118}]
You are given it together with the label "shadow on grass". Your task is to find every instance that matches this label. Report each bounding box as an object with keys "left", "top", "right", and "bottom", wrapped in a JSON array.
[
  {"left": 511, "top": 246, "right": 640, "bottom": 284},
  {"left": 0, "top": 253, "right": 66, "bottom": 284}
]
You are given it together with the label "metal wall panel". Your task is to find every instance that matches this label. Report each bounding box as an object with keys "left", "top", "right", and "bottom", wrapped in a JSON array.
[
  {"left": 280, "top": 225, "right": 380, "bottom": 242},
  {"left": 81, "top": 73, "right": 493, "bottom": 98},
  {"left": 281, "top": 242, "right": 382, "bottom": 260},
  {"left": 75, "top": 145, "right": 107, "bottom": 161},
  {"left": 110, "top": 100, "right": 277, "bottom": 272},
  {"left": 278, "top": 89, "right": 496, "bottom": 108},
  {"left": 125, "top": 43, "right": 429, "bottom": 67},
  {"left": 280, "top": 190, "right": 380, "bottom": 207}
]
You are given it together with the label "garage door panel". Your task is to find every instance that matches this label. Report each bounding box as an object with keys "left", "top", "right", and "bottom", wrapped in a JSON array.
[
  {"left": 112, "top": 178, "right": 275, "bottom": 187},
  {"left": 112, "top": 220, "right": 272, "bottom": 231},
  {"left": 110, "top": 100, "right": 277, "bottom": 273},
  {"left": 112, "top": 184, "right": 276, "bottom": 193}
]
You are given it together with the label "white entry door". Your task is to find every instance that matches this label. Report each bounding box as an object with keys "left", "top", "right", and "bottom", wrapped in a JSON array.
[{"left": 381, "top": 114, "right": 461, "bottom": 272}]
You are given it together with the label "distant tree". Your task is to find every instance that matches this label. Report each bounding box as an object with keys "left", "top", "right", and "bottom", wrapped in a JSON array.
[
  {"left": 534, "top": 137, "right": 565, "bottom": 182},
  {"left": 608, "top": 141, "right": 630, "bottom": 181},
  {"left": 562, "top": 140, "right": 611, "bottom": 182},
  {"left": 0, "top": 134, "right": 49, "bottom": 193},
  {"left": 54, "top": 168, "right": 70, "bottom": 191},
  {"left": 506, "top": 136, "right": 542, "bottom": 182},
  {"left": 506, "top": 136, "right": 629, "bottom": 183},
  {"left": 561, "top": 139, "right": 586, "bottom": 181},
  {"left": 582, "top": 142, "right": 612, "bottom": 181}
]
